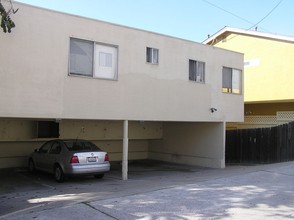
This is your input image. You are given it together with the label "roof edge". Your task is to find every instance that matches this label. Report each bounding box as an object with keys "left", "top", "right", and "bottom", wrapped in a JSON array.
[
  {"left": 202, "top": 26, "right": 294, "bottom": 45},
  {"left": 13, "top": 1, "right": 205, "bottom": 46}
]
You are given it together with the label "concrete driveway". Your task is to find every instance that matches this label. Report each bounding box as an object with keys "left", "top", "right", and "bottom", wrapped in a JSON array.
[{"left": 1, "top": 160, "right": 294, "bottom": 219}]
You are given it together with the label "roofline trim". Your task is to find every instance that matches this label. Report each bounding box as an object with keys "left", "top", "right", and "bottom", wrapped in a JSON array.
[{"left": 202, "top": 26, "right": 294, "bottom": 44}]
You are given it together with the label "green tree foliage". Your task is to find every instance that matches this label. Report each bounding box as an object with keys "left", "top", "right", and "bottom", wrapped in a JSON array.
[{"left": 0, "top": 0, "right": 18, "bottom": 33}]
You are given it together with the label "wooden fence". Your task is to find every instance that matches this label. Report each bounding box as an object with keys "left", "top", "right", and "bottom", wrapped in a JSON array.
[{"left": 226, "top": 121, "right": 294, "bottom": 164}]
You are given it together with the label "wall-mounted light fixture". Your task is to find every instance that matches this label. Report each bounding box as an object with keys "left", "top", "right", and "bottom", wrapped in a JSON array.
[{"left": 210, "top": 108, "right": 217, "bottom": 113}]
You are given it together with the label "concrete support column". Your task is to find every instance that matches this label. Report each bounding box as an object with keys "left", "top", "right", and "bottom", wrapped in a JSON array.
[
  {"left": 122, "top": 120, "right": 129, "bottom": 180},
  {"left": 221, "top": 121, "right": 226, "bottom": 168}
]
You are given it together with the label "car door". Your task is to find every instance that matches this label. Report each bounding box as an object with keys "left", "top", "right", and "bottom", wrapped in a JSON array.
[
  {"left": 46, "top": 141, "right": 62, "bottom": 172},
  {"left": 35, "top": 141, "right": 53, "bottom": 171}
]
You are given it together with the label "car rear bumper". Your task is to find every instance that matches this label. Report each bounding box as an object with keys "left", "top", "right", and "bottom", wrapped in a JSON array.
[{"left": 64, "top": 162, "right": 110, "bottom": 175}]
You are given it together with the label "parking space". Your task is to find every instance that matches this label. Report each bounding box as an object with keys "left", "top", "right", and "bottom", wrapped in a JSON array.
[
  {"left": 0, "top": 160, "right": 205, "bottom": 193},
  {"left": 2, "top": 161, "right": 294, "bottom": 219},
  {"left": 0, "top": 160, "right": 208, "bottom": 217}
]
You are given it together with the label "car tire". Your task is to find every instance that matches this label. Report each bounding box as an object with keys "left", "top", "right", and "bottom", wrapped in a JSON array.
[
  {"left": 28, "top": 159, "right": 36, "bottom": 173},
  {"left": 54, "top": 165, "right": 65, "bottom": 183},
  {"left": 94, "top": 174, "right": 104, "bottom": 179}
]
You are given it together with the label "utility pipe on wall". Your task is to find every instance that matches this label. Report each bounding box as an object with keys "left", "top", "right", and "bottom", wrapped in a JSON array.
[{"left": 122, "top": 120, "right": 128, "bottom": 180}]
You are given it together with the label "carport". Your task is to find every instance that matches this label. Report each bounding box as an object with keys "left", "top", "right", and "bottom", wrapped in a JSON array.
[
  {"left": 0, "top": 118, "right": 226, "bottom": 180},
  {"left": 99, "top": 119, "right": 225, "bottom": 180}
]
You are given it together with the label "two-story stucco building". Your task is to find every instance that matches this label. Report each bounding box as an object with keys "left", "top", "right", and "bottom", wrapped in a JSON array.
[{"left": 0, "top": 2, "right": 244, "bottom": 177}]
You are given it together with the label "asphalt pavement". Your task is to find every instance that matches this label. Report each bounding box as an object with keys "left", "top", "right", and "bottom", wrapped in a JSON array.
[{"left": 1, "top": 160, "right": 294, "bottom": 219}]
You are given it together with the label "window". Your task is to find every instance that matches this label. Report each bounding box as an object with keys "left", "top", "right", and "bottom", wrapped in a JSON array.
[
  {"left": 39, "top": 142, "right": 53, "bottom": 154},
  {"left": 50, "top": 142, "right": 62, "bottom": 154},
  {"left": 146, "top": 47, "right": 159, "bottom": 64},
  {"left": 69, "top": 38, "right": 118, "bottom": 80},
  {"left": 222, "top": 67, "right": 242, "bottom": 94},
  {"left": 95, "top": 44, "right": 118, "bottom": 79},
  {"left": 64, "top": 140, "right": 101, "bottom": 151},
  {"left": 189, "top": 59, "right": 205, "bottom": 83}
]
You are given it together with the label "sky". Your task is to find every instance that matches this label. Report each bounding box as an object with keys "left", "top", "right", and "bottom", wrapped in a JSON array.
[{"left": 14, "top": 0, "right": 294, "bottom": 42}]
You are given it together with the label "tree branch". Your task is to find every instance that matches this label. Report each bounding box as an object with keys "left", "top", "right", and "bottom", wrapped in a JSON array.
[{"left": 0, "top": 0, "right": 18, "bottom": 33}]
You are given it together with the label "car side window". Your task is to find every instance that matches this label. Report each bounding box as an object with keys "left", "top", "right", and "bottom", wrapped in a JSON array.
[
  {"left": 39, "top": 142, "right": 52, "bottom": 154},
  {"left": 50, "top": 142, "right": 62, "bottom": 154}
]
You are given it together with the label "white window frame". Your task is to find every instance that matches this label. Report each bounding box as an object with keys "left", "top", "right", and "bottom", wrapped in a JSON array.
[
  {"left": 69, "top": 38, "right": 118, "bottom": 80},
  {"left": 222, "top": 66, "right": 242, "bottom": 94},
  {"left": 189, "top": 59, "right": 205, "bottom": 83},
  {"left": 146, "top": 47, "right": 159, "bottom": 64}
]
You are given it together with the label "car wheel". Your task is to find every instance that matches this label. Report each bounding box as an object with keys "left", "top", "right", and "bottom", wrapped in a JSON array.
[
  {"left": 94, "top": 174, "right": 104, "bottom": 179},
  {"left": 54, "top": 165, "right": 65, "bottom": 183},
  {"left": 28, "top": 159, "right": 35, "bottom": 173}
]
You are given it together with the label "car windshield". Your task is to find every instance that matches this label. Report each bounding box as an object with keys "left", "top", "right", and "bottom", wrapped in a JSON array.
[{"left": 64, "top": 140, "right": 101, "bottom": 152}]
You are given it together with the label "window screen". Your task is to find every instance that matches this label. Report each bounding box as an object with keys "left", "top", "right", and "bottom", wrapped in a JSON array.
[
  {"left": 222, "top": 67, "right": 233, "bottom": 91},
  {"left": 222, "top": 67, "right": 241, "bottom": 94},
  {"left": 146, "top": 47, "right": 159, "bottom": 64},
  {"left": 70, "top": 38, "right": 94, "bottom": 76},
  {"left": 189, "top": 59, "right": 205, "bottom": 83}
]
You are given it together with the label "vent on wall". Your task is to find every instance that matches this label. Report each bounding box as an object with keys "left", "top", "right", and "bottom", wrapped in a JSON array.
[{"left": 37, "top": 121, "right": 59, "bottom": 138}]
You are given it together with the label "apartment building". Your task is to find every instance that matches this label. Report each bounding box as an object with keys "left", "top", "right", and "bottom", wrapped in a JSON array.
[
  {"left": 204, "top": 27, "right": 294, "bottom": 129},
  {"left": 0, "top": 3, "right": 243, "bottom": 173}
]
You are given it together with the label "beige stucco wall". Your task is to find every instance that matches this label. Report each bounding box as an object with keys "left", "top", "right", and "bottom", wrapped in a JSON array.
[
  {"left": 0, "top": 141, "right": 44, "bottom": 168},
  {"left": 0, "top": 119, "right": 162, "bottom": 168},
  {"left": 0, "top": 2, "right": 243, "bottom": 122},
  {"left": 0, "top": 119, "right": 225, "bottom": 169},
  {"left": 149, "top": 122, "right": 225, "bottom": 168}
]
